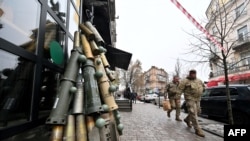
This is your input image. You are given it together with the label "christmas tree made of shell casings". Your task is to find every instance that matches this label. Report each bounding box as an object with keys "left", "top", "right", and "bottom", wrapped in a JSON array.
[{"left": 45, "top": 21, "right": 123, "bottom": 141}]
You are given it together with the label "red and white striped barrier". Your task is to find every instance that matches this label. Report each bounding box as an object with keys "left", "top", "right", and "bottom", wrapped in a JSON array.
[{"left": 170, "top": 0, "right": 226, "bottom": 52}]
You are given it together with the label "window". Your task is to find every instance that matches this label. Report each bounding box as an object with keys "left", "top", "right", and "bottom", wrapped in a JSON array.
[
  {"left": 209, "top": 88, "right": 238, "bottom": 97},
  {"left": 202, "top": 89, "right": 212, "bottom": 97},
  {"left": 214, "top": 64, "right": 223, "bottom": 75},
  {"left": 237, "top": 25, "right": 248, "bottom": 41},
  {"left": 240, "top": 51, "right": 250, "bottom": 66},
  {"left": 0, "top": 49, "right": 34, "bottom": 128},
  {"left": 211, "top": 43, "right": 218, "bottom": 53},
  {"left": 212, "top": 26, "right": 217, "bottom": 34},
  {"left": 67, "top": 38, "right": 73, "bottom": 58},
  {"left": 47, "top": 0, "right": 67, "bottom": 24},
  {"left": 210, "top": 88, "right": 226, "bottom": 96},
  {"left": 39, "top": 67, "right": 61, "bottom": 116},
  {"left": 45, "top": 14, "right": 65, "bottom": 66},
  {"left": 235, "top": 3, "right": 246, "bottom": 18},
  {"left": 239, "top": 87, "right": 250, "bottom": 96},
  {"left": 0, "top": 0, "right": 41, "bottom": 53},
  {"left": 229, "top": 88, "right": 238, "bottom": 95},
  {"left": 157, "top": 75, "right": 166, "bottom": 82},
  {"left": 228, "top": 62, "right": 233, "bottom": 70},
  {"left": 69, "top": 2, "right": 79, "bottom": 36},
  {"left": 0, "top": 0, "right": 84, "bottom": 138},
  {"left": 229, "top": 58, "right": 238, "bottom": 71},
  {"left": 72, "top": 0, "right": 81, "bottom": 12}
]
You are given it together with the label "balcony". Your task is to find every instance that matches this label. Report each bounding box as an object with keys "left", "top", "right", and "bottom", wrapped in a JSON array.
[
  {"left": 209, "top": 53, "right": 220, "bottom": 62},
  {"left": 157, "top": 75, "right": 167, "bottom": 83},
  {"left": 233, "top": 34, "right": 250, "bottom": 50},
  {"left": 211, "top": 64, "right": 250, "bottom": 78},
  {"left": 145, "top": 76, "right": 150, "bottom": 82}
]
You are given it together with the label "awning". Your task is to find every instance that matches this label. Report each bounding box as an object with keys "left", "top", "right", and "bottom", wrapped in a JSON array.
[
  {"left": 207, "top": 72, "right": 250, "bottom": 87},
  {"left": 206, "top": 80, "right": 219, "bottom": 87},
  {"left": 105, "top": 45, "right": 132, "bottom": 70},
  {"left": 230, "top": 73, "right": 250, "bottom": 81}
]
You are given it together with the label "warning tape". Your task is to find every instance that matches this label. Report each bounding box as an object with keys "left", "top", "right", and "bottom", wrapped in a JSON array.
[{"left": 170, "top": 0, "right": 226, "bottom": 52}]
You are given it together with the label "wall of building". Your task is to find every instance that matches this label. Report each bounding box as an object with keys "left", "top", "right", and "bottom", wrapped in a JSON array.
[
  {"left": 206, "top": 0, "right": 250, "bottom": 84},
  {"left": 144, "top": 66, "right": 168, "bottom": 94},
  {"left": 0, "top": 1, "right": 82, "bottom": 139},
  {"left": 0, "top": 0, "right": 118, "bottom": 139}
]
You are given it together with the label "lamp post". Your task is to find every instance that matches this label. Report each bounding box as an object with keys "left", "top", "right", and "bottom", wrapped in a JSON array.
[
  {"left": 154, "top": 87, "right": 160, "bottom": 108},
  {"left": 158, "top": 93, "right": 160, "bottom": 108}
]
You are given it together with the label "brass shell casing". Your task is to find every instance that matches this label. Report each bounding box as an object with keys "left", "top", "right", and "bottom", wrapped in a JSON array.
[
  {"left": 94, "top": 57, "right": 118, "bottom": 111},
  {"left": 100, "top": 53, "right": 110, "bottom": 68},
  {"left": 79, "top": 24, "right": 95, "bottom": 40},
  {"left": 89, "top": 40, "right": 101, "bottom": 55},
  {"left": 63, "top": 115, "right": 76, "bottom": 141},
  {"left": 50, "top": 126, "right": 64, "bottom": 141},
  {"left": 85, "top": 21, "right": 105, "bottom": 46},
  {"left": 86, "top": 116, "right": 95, "bottom": 132},
  {"left": 81, "top": 34, "right": 94, "bottom": 59},
  {"left": 74, "top": 31, "right": 80, "bottom": 48},
  {"left": 76, "top": 115, "right": 87, "bottom": 141}
]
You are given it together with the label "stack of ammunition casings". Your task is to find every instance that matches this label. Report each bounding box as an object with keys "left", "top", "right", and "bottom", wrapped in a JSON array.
[{"left": 45, "top": 21, "right": 123, "bottom": 141}]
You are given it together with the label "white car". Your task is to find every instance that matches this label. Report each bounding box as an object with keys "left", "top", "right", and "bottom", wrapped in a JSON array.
[
  {"left": 144, "top": 93, "right": 158, "bottom": 102},
  {"left": 138, "top": 95, "right": 145, "bottom": 101},
  {"left": 153, "top": 95, "right": 165, "bottom": 106},
  {"left": 154, "top": 94, "right": 185, "bottom": 106}
]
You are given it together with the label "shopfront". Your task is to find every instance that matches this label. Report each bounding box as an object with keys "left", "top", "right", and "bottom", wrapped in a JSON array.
[
  {"left": 0, "top": 0, "right": 133, "bottom": 139},
  {"left": 0, "top": 0, "right": 83, "bottom": 139},
  {"left": 206, "top": 72, "right": 250, "bottom": 87}
]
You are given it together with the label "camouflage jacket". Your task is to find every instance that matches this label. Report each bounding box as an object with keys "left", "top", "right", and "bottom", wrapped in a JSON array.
[
  {"left": 165, "top": 82, "right": 181, "bottom": 99},
  {"left": 178, "top": 77, "right": 205, "bottom": 101}
]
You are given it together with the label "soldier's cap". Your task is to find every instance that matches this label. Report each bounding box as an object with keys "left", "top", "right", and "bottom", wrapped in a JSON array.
[{"left": 189, "top": 69, "right": 196, "bottom": 73}]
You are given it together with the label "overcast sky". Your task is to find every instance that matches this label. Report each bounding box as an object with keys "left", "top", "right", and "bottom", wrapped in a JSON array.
[{"left": 115, "top": 0, "right": 211, "bottom": 81}]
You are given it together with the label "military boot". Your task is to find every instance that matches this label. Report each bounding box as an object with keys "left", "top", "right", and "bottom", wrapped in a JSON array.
[
  {"left": 184, "top": 118, "right": 192, "bottom": 128},
  {"left": 175, "top": 117, "right": 182, "bottom": 121},
  {"left": 167, "top": 111, "right": 171, "bottom": 118},
  {"left": 195, "top": 128, "right": 205, "bottom": 137}
]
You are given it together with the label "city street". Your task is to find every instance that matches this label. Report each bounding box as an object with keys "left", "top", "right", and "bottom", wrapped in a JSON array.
[{"left": 119, "top": 102, "right": 224, "bottom": 141}]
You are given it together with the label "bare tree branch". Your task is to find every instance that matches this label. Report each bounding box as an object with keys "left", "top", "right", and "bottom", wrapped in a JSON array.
[
  {"left": 174, "top": 58, "right": 182, "bottom": 77},
  {"left": 185, "top": 2, "right": 250, "bottom": 125}
]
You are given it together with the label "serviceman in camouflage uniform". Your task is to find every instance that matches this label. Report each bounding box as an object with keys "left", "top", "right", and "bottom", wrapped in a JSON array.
[
  {"left": 165, "top": 75, "right": 182, "bottom": 121},
  {"left": 178, "top": 69, "right": 205, "bottom": 137}
]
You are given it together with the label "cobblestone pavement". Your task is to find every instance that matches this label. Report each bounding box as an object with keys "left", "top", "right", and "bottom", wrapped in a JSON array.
[{"left": 119, "top": 102, "right": 224, "bottom": 141}]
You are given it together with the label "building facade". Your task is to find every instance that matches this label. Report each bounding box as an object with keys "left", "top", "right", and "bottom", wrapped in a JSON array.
[
  {"left": 0, "top": 0, "right": 131, "bottom": 139},
  {"left": 144, "top": 66, "right": 168, "bottom": 94},
  {"left": 206, "top": 0, "right": 250, "bottom": 86}
]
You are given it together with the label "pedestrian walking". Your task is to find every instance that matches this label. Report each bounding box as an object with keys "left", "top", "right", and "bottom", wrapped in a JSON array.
[
  {"left": 178, "top": 69, "right": 205, "bottom": 137},
  {"left": 124, "top": 87, "right": 131, "bottom": 99},
  {"left": 131, "top": 92, "right": 137, "bottom": 104},
  {"left": 165, "top": 75, "right": 182, "bottom": 121}
]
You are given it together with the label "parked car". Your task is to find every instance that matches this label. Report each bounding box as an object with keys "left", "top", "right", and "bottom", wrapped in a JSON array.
[
  {"left": 180, "top": 94, "right": 185, "bottom": 106},
  {"left": 138, "top": 95, "right": 145, "bottom": 101},
  {"left": 153, "top": 94, "right": 164, "bottom": 106},
  {"left": 181, "top": 101, "right": 188, "bottom": 113},
  {"left": 144, "top": 93, "right": 158, "bottom": 102},
  {"left": 154, "top": 94, "right": 185, "bottom": 106},
  {"left": 181, "top": 84, "right": 250, "bottom": 124}
]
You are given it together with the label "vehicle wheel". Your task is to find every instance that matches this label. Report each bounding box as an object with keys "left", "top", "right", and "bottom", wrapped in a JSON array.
[
  {"left": 154, "top": 100, "right": 157, "bottom": 105},
  {"left": 233, "top": 111, "right": 249, "bottom": 125},
  {"left": 181, "top": 103, "right": 188, "bottom": 113}
]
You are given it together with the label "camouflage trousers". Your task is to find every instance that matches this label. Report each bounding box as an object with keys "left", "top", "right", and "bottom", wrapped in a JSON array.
[
  {"left": 168, "top": 99, "right": 181, "bottom": 118},
  {"left": 185, "top": 100, "right": 201, "bottom": 130}
]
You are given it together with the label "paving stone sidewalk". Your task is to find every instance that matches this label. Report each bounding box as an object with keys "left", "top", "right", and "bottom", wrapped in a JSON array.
[{"left": 119, "top": 102, "right": 225, "bottom": 141}]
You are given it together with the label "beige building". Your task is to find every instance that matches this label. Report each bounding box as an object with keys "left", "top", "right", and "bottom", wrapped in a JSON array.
[
  {"left": 144, "top": 66, "right": 168, "bottom": 94},
  {"left": 206, "top": 0, "right": 250, "bottom": 86}
]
